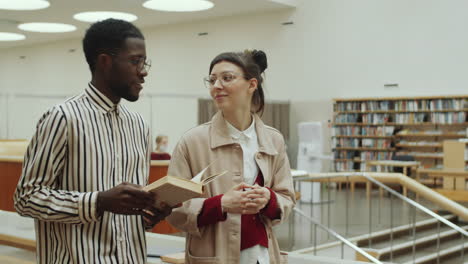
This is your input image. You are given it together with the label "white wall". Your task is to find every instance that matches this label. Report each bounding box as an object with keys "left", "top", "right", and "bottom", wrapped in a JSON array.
[
  {"left": 305, "top": 0, "right": 468, "bottom": 99},
  {"left": 1, "top": 0, "right": 468, "bottom": 166},
  {"left": 0, "top": 93, "right": 6, "bottom": 139},
  {"left": 0, "top": 92, "right": 199, "bottom": 151},
  {"left": 6, "top": 94, "right": 67, "bottom": 139},
  {"left": 122, "top": 95, "right": 199, "bottom": 152}
]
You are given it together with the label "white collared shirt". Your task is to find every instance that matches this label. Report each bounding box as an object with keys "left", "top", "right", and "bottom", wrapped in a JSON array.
[{"left": 226, "top": 118, "right": 270, "bottom": 264}]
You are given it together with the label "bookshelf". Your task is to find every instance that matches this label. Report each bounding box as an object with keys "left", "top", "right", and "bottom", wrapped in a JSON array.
[{"left": 332, "top": 95, "right": 468, "bottom": 171}]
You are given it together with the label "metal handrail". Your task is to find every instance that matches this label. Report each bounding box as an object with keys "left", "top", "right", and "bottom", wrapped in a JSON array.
[
  {"left": 293, "top": 207, "right": 383, "bottom": 264},
  {"left": 294, "top": 172, "right": 468, "bottom": 236},
  {"left": 362, "top": 173, "right": 468, "bottom": 237},
  {"left": 294, "top": 172, "right": 468, "bottom": 237}
]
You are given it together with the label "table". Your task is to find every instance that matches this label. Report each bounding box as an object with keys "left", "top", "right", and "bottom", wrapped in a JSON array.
[
  {"left": 366, "top": 160, "right": 420, "bottom": 175},
  {"left": 0, "top": 156, "right": 23, "bottom": 212},
  {"left": 416, "top": 168, "right": 468, "bottom": 202},
  {"left": 365, "top": 160, "right": 420, "bottom": 197},
  {"left": 0, "top": 157, "right": 177, "bottom": 234}
]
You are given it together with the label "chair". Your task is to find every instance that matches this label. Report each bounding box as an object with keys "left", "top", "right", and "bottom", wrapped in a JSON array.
[
  {"left": 392, "top": 155, "right": 415, "bottom": 175},
  {"left": 389, "top": 155, "right": 415, "bottom": 194}
]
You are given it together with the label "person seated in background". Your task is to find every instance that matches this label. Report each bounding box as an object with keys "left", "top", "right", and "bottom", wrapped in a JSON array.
[{"left": 151, "top": 135, "right": 171, "bottom": 160}]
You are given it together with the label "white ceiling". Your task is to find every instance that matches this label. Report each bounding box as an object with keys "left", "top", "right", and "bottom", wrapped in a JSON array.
[{"left": 0, "top": 0, "right": 296, "bottom": 49}]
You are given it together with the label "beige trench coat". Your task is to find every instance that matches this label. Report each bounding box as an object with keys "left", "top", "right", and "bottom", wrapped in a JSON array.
[{"left": 166, "top": 112, "right": 296, "bottom": 264}]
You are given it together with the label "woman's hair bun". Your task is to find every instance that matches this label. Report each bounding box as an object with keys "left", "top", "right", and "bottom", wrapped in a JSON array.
[{"left": 251, "top": 49, "right": 268, "bottom": 73}]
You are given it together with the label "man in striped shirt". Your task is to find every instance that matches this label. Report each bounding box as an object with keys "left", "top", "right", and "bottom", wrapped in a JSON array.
[{"left": 14, "top": 19, "right": 170, "bottom": 263}]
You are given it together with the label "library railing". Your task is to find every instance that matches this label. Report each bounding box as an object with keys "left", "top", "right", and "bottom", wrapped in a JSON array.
[{"left": 289, "top": 172, "right": 467, "bottom": 263}]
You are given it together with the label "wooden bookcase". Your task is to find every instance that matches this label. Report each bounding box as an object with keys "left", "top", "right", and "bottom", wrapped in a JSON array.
[{"left": 332, "top": 95, "right": 468, "bottom": 172}]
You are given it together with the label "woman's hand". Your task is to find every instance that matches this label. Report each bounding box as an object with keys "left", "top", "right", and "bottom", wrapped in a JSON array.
[
  {"left": 221, "top": 182, "right": 252, "bottom": 214},
  {"left": 242, "top": 184, "right": 271, "bottom": 214}
]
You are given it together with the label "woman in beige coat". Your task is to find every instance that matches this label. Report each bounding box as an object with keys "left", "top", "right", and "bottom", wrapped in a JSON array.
[{"left": 167, "top": 50, "right": 295, "bottom": 264}]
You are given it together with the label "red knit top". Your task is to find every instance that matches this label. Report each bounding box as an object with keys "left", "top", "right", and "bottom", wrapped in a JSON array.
[{"left": 197, "top": 172, "right": 281, "bottom": 250}]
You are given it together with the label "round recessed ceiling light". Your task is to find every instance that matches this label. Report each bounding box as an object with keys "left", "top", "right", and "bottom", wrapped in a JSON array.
[
  {"left": 18, "top": 22, "right": 77, "bottom": 33},
  {"left": 143, "top": 0, "right": 214, "bottom": 12},
  {"left": 0, "top": 32, "right": 26, "bottom": 41},
  {"left": 73, "top": 11, "right": 138, "bottom": 23},
  {"left": 0, "top": 0, "right": 49, "bottom": 10}
]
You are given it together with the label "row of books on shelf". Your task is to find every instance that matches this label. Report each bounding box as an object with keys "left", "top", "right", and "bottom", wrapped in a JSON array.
[
  {"left": 333, "top": 152, "right": 458, "bottom": 166},
  {"left": 394, "top": 99, "right": 467, "bottom": 111},
  {"left": 334, "top": 114, "right": 359, "bottom": 123},
  {"left": 333, "top": 151, "right": 393, "bottom": 160},
  {"left": 362, "top": 139, "right": 391, "bottom": 148},
  {"left": 396, "top": 129, "right": 466, "bottom": 136},
  {"left": 397, "top": 151, "right": 443, "bottom": 157},
  {"left": 332, "top": 126, "right": 395, "bottom": 136},
  {"left": 332, "top": 138, "right": 360, "bottom": 148},
  {"left": 334, "top": 160, "right": 442, "bottom": 172},
  {"left": 362, "top": 126, "right": 395, "bottom": 136},
  {"left": 334, "top": 98, "right": 467, "bottom": 112},
  {"left": 397, "top": 140, "right": 441, "bottom": 146},
  {"left": 334, "top": 161, "right": 393, "bottom": 172},
  {"left": 430, "top": 112, "right": 466, "bottom": 124},
  {"left": 332, "top": 138, "right": 392, "bottom": 148},
  {"left": 360, "top": 151, "right": 393, "bottom": 160},
  {"left": 334, "top": 161, "right": 466, "bottom": 172},
  {"left": 364, "top": 165, "right": 426, "bottom": 172},
  {"left": 334, "top": 163, "right": 464, "bottom": 172},
  {"left": 394, "top": 113, "right": 426, "bottom": 123},
  {"left": 334, "top": 112, "right": 466, "bottom": 124},
  {"left": 334, "top": 151, "right": 356, "bottom": 159},
  {"left": 361, "top": 114, "right": 391, "bottom": 124},
  {"left": 334, "top": 101, "right": 390, "bottom": 111},
  {"left": 334, "top": 161, "right": 356, "bottom": 171},
  {"left": 334, "top": 113, "right": 394, "bottom": 124}
]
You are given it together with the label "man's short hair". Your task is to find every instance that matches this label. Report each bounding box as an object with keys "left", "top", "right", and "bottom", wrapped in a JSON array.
[{"left": 82, "top": 18, "right": 144, "bottom": 73}]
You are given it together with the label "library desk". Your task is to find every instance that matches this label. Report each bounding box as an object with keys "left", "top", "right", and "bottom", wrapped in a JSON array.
[
  {"left": 416, "top": 168, "right": 468, "bottom": 202},
  {"left": 0, "top": 156, "right": 23, "bottom": 212},
  {"left": 366, "top": 160, "right": 420, "bottom": 175},
  {"left": 366, "top": 160, "right": 421, "bottom": 197},
  {"left": 0, "top": 157, "right": 177, "bottom": 234}
]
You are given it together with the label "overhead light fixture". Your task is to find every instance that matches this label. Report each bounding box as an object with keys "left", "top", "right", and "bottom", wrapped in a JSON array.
[
  {"left": 143, "top": 0, "right": 214, "bottom": 12},
  {"left": 18, "top": 22, "right": 77, "bottom": 33},
  {"left": 0, "top": 0, "right": 49, "bottom": 10},
  {"left": 73, "top": 11, "right": 138, "bottom": 23},
  {"left": 0, "top": 32, "right": 26, "bottom": 41}
]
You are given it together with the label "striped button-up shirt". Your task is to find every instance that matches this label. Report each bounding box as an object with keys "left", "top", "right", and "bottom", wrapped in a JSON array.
[{"left": 14, "top": 83, "right": 151, "bottom": 263}]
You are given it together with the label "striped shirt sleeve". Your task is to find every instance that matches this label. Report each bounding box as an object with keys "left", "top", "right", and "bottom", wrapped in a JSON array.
[
  {"left": 146, "top": 126, "right": 151, "bottom": 185},
  {"left": 14, "top": 106, "right": 100, "bottom": 224}
]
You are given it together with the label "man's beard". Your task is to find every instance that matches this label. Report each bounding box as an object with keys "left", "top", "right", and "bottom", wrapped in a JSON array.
[{"left": 114, "top": 84, "right": 138, "bottom": 102}]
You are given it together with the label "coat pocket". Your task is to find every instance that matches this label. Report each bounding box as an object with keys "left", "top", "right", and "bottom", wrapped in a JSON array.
[
  {"left": 186, "top": 234, "right": 220, "bottom": 264},
  {"left": 186, "top": 252, "right": 220, "bottom": 264}
]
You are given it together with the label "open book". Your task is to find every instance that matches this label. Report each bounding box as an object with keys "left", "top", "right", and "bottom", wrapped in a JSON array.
[{"left": 143, "top": 165, "right": 227, "bottom": 208}]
